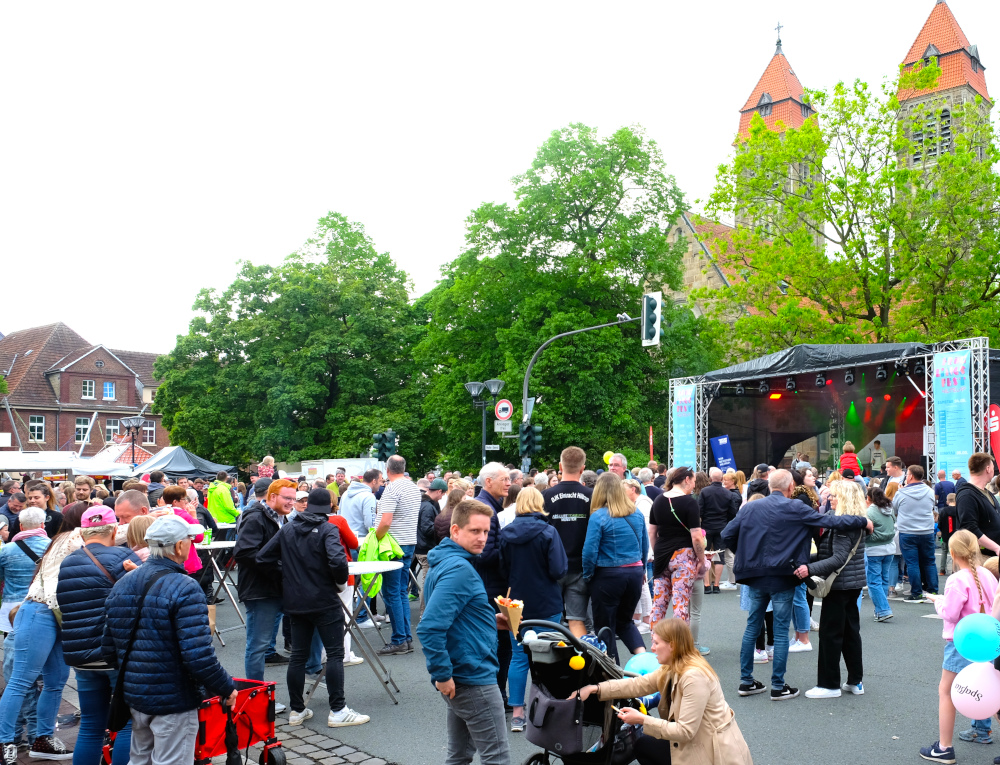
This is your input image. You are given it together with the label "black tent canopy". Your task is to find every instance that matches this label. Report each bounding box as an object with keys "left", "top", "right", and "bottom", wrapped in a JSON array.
[
  {"left": 131, "top": 446, "right": 234, "bottom": 479},
  {"left": 703, "top": 343, "right": 932, "bottom": 383}
]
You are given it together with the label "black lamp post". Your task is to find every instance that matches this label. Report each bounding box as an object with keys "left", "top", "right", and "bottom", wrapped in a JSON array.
[
  {"left": 120, "top": 416, "right": 145, "bottom": 467},
  {"left": 464, "top": 379, "right": 505, "bottom": 467}
]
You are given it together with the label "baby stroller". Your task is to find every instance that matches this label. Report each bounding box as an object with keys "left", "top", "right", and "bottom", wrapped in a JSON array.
[{"left": 517, "top": 620, "right": 642, "bottom": 765}]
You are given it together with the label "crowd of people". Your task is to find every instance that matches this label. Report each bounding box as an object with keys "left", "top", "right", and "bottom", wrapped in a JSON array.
[{"left": 0, "top": 445, "right": 996, "bottom": 765}]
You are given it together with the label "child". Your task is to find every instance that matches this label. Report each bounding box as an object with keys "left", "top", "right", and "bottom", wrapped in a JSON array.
[
  {"left": 125, "top": 515, "right": 156, "bottom": 561},
  {"left": 920, "top": 530, "right": 999, "bottom": 762},
  {"left": 938, "top": 493, "right": 958, "bottom": 576}
]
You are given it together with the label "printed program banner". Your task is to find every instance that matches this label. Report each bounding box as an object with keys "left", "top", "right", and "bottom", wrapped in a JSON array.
[
  {"left": 933, "top": 350, "right": 974, "bottom": 479},
  {"left": 710, "top": 435, "right": 737, "bottom": 472},
  {"left": 673, "top": 385, "right": 697, "bottom": 468}
]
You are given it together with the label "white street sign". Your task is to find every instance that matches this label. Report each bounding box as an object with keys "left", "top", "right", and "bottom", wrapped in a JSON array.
[
  {"left": 494, "top": 420, "right": 512, "bottom": 433},
  {"left": 485, "top": 444, "right": 500, "bottom": 451}
]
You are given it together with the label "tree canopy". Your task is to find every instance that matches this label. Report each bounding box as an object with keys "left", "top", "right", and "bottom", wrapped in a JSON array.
[{"left": 698, "top": 62, "right": 1000, "bottom": 357}]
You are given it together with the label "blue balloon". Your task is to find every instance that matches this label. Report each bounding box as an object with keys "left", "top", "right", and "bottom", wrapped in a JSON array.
[
  {"left": 624, "top": 653, "right": 661, "bottom": 676},
  {"left": 954, "top": 613, "right": 1000, "bottom": 663}
]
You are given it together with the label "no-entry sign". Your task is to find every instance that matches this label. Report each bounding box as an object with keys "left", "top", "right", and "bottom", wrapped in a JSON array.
[{"left": 495, "top": 399, "right": 513, "bottom": 420}]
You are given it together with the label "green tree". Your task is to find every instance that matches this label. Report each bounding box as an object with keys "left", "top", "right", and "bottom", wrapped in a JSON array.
[
  {"left": 417, "top": 124, "right": 722, "bottom": 470},
  {"left": 699, "top": 62, "right": 1000, "bottom": 357},
  {"left": 154, "top": 213, "right": 440, "bottom": 471}
]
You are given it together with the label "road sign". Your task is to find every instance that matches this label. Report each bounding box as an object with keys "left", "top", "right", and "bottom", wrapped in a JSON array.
[
  {"left": 495, "top": 399, "right": 513, "bottom": 420},
  {"left": 494, "top": 420, "right": 512, "bottom": 433},
  {"left": 485, "top": 444, "right": 500, "bottom": 451}
]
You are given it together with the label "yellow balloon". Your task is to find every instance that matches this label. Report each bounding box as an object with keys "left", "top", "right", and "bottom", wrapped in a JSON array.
[
  {"left": 603, "top": 451, "right": 614, "bottom": 465},
  {"left": 569, "top": 654, "right": 585, "bottom": 670}
]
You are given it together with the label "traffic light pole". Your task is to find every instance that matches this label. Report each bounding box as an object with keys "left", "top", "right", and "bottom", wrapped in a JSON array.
[{"left": 520, "top": 315, "right": 640, "bottom": 472}]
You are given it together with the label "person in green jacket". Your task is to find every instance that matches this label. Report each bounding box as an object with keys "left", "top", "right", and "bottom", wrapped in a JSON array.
[
  {"left": 865, "top": 484, "right": 896, "bottom": 622},
  {"left": 207, "top": 471, "right": 239, "bottom": 523}
]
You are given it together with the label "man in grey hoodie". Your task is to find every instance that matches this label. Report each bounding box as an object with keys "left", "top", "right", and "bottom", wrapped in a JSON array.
[
  {"left": 340, "top": 470, "right": 381, "bottom": 545},
  {"left": 891, "top": 464, "right": 938, "bottom": 603}
]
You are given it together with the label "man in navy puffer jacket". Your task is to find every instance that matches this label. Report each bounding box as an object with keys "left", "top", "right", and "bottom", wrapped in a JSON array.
[
  {"left": 57, "top": 506, "right": 141, "bottom": 765},
  {"left": 103, "top": 515, "right": 236, "bottom": 765}
]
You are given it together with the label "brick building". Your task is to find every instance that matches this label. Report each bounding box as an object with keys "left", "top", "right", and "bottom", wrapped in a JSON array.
[{"left": 0, "top": 322, "right": 169, "bottom": 456}]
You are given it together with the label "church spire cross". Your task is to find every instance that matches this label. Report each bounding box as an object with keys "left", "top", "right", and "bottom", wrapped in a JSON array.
[{"left": 775, "top": 22, "right": 784, "bottom": 54}]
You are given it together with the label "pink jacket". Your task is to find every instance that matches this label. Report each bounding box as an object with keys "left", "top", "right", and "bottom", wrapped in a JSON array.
[
  {"left": 935, "top": 566, "right": 999, "bottom": 639},
  {"left": 170, "top": 506, "right": 205, "bottom": 574}
]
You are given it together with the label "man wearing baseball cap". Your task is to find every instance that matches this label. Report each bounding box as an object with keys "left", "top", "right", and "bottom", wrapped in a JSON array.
[
  {"left": 104, "top": 515, "right": 236, "bottom": 764},
  {"left": 57, "top": 507, "right": 141, "bottom": 765}
]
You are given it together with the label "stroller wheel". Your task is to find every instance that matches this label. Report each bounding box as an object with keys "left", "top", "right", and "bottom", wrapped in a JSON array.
[
  {"left": 521, "top": 754, "right": 550, "bottom": 765},
  {"left": 260, "top": 746, "right": 286, "bottom": 765}
]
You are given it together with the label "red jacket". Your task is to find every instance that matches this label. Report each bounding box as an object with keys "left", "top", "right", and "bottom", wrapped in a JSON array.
[
  {"left": 839, "top": 452, "right": 863, "bottom": 477},
  {"left": 328, "top": 514, "right": 358, "bottom": 585}
]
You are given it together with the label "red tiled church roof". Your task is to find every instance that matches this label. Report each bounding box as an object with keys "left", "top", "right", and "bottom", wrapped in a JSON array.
[
  {"left": 738, "top": 43, "right": 811, "bottom": 137},
  {"left": 899, "top": 0, "right": 989, "bottom": 102}
]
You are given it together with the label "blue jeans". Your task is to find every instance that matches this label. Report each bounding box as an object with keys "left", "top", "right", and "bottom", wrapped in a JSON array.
[
  {"left": 792, "top": 584, "right": 810, "bottom": 633},
  {"left": 382, "top": 544, "right": 415, "bottom": 645},
  {"left": 2, "top": 629, "right": 38, "bottom": 743},
  {"left": 75, "top": 669, "right": 131, "bottom": 765},
  {"left": 740, "top": 586, "right": 794, "bottom": 690},
  {"left": 245, "top": 597, "right": 283, "bottom": 680},
  {"left": 0, "top": 600, "right": 70, "bottom": 740},
  {"left": 866, "top": 555, "right": 894, "bottom": 618},
  {"left": 899, "top": 533, "right": 939, "bottom": 597},
  {"left": 508, "top": 612, "right": 562, "bottom": 708}
]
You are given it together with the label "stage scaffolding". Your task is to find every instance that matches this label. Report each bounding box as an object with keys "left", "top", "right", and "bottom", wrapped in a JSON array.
[{"left": 668, "top": 337, "right": 990, "bottom": 474}]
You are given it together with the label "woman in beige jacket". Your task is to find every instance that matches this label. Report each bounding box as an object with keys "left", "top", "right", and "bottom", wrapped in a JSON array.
[{"left": 574, "top": 618, "right": 752, "bottom": 765}]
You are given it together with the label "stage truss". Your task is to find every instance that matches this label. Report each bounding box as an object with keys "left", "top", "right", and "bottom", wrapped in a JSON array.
[{"left": 668, "top": 337, "right": 990, "bottom": 473}]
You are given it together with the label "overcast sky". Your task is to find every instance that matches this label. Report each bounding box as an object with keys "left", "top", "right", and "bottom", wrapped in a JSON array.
[{"left": 2, "top": 0, "right": 995, "bottom": 353}]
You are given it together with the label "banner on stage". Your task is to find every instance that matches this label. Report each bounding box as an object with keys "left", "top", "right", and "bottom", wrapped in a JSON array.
[
  {"left": 710, "top": 436, "right": 736, "bottom": 472},
  {"left": 933, "top": 350, "right": 973, "bottom": 479},
  {"left": 673, "top": 385, "right": 697, "bottom": 468}
]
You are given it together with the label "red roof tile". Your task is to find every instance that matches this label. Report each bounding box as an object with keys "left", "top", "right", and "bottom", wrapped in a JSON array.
[
  {"left": 738, "top": 47, "right": 811, "bottom": 138},
  {"left": 899, "top": 1, "right": 989, "bottom": 102},
  {"left": 0, "top": 323, "right": 91, "bottom": 406}
]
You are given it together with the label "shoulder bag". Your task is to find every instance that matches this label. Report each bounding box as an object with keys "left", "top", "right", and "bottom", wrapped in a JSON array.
[
  {"left": 107, "top": 569, "right": 174, "bottom": 731},
  {"left": 82, "top": 545, "right": 117, "bottom": 584},
  {"left": 806, "top": 530, "right": 863, "bottom": 598}
]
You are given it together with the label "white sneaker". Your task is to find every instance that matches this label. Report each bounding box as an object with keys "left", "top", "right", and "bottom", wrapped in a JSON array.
[
  {"left": 274, "top": 702, "right": 286, "bottom": 714},
  {"left": 637, "top": 622, "right": 651, "bottom": 634},
  {"left": 344, "top": 653, "right": 364, "bottom": 666},
  {"left": 753, "top": 649, "right": 769, "bottom": 663},
  {"left": 893, "top": 583, "right": 904, "bottom": 594},
  {"left": 788, "top": 640, "right": 813, "bottom": 653},
  {"left": 288, "top": 708, "right": 313, "bottom": 725},
  {"left": 805, "top": 686, "right": 842, "bottom": 699},
  {"left": 810, "top": 619, "right": 820, "bottom": 631},
  {"left": 357, "top": 618, "right": 375, "bottom": 629},
  {"left": 328, "top": 707, "right": 370, "bottom": 727},
  {"left": 720, "top": 582, "right": 737, "bottom": 590},
  {"left": 842, "top": 682, "right": 864, "bottom": 695},
  {"left": 766, "top": 645, "right": 774, "bottom": 661}
]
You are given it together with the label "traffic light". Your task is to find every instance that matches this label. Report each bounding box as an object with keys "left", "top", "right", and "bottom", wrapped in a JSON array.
[
  {"left": 530, "top": 424, "right": 543, "bottom": 455},
  {"left": 519, "top": 423, "right": 533, "bottom": 458},
  {"left": 372, "top": 432, "right": 388, "bottom": 461},
  {"left": 385, "top": 429, "right": 397, "bottom": 458},
  {"left": 642, "top": 291, "right": 662, "bottom": 347}
]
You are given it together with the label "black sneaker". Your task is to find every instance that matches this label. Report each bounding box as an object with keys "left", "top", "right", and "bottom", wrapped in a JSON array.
[
  {"left": 904, "top": 595, "right": 928, "bottom": 604},
  {"left": 376, "top": 643, "right": 407, "bottom": 657},
  {"left": 264, "top": 652, "right": 290, "bottom": 665},
  {"left": 713, "top": 585, "right": 722, "bottom": 594},
  {"left": 28, "top": 735, "right": 73, "bottom": 760},
  {"left": 770, "top": 684, "right": 799, "bottom": 701},
  {"left": 738, "top": 680, "right": 766, "bottom": 696},
  {"left": 1, "top": 743, "right": 17, "bottom": 765},
  {"left": 875, "top": 613, "right": 894, "bottom": 622}
]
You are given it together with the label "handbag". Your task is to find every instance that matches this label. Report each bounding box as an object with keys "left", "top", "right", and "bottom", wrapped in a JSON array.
[
  {"left": 525, "top": 683, "right": 585, "bottom": 754},
  {"left": 806, "top": 530, "right": 863, "bottom": 598},
  {"left": 108, "top": 570, "right": 174, "bottom": 731}
]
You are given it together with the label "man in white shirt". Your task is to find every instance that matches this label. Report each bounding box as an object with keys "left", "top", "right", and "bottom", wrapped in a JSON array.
[
  {"left": 885, "top": 456, "right": 905, "bottom": 484},
  {"left": 870, "top": 440, "right": 886, "bottom": 477}
]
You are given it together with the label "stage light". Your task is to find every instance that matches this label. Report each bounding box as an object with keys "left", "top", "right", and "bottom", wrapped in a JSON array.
[
  {"left": 866, "top": 396, "right": 873, "bottom": 403},
  {"left": 759, "top": 381, "right": 770, "bottom": 394},
  {"left": 884, "top": 394, "right": 891, "bottom": 401},
  {"left": 735, "top": 383, "right": 745, "bottom": 396},
  {"left": 845, "top": 369, "right": 855, "bottom": 386},
  {"left": 785, "top": 377, "right": 796, "bottom": 392},
  {"left": 875, "top": 364, "right": 887, "bottom": 381},
  {"left": 913, "top": 358, "right": 925, "bottom": 376},
  {"left": 769, "top": 393, "right": 782, "bottom": 400},
  {"left": 815, "top": 373, "right": 825, "bottom": 388},
  {"left": 826, "top": 379, "right": 833, "bottom": 386}
]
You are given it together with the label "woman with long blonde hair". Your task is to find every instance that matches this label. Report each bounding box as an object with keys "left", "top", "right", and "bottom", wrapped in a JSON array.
[
  {"left": 734, "top": 470, "right": 748, "bottom": 502},
  {"left": 574, "top": 618, "right": 752, "bottom": 765},
  {"left": 794, "top": 479, "right": 869, "bottom": 698}
]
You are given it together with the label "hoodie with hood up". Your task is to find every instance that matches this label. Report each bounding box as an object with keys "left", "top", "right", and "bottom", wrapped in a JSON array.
[
  {"left": 498, "top": 513, "right": 568, "bottom": 620},
  {"left": 892, "top": 481, "right": 936, "bottom": 534},
  {"left": 340, "top": 481, "right": 377, "bottom": 542}
]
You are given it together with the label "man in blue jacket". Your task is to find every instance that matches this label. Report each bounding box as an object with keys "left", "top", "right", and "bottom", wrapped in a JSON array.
[
  {"left": 103, "top": 515, "right": 236, "bottom": 765},
  {"left": 722, "top": 469, "right": 872, "bottom": 702},
  {"left": 417, "top": 499, "right": 510, "bottom": 765}
]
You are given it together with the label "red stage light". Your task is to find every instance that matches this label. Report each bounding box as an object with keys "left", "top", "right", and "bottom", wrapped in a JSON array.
[
  {"left": 769, "top": 393, "right": 782, "bottom": 400},
  {"left": 866, "top": 396, "right": 873, "bottom": 403},
  {"left": 884, "top": 394, "right": 891, "bottom": 401},
  {"left": 826, "top": 380, "right": 832, "bottom": 386}
]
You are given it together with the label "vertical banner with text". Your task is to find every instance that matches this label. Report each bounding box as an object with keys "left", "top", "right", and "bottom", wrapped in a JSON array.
[
  {"left": 933, "top": 350, "right": 974, "bottom": 479},
  {"left": 710, "top": 435, "right": 737, "bottom": 472},
  {"left": 673, "top": 385, "right": 697, "bottom": 469}
]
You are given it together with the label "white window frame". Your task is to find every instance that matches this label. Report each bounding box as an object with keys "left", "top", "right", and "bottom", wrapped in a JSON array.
[
  {"left": 103, "top": 381, "right": 116, "bottom": 401},
  {"left": 106, "top": 418, "right": 120, "bottom": 443},
  {"left": 28, "top": 415, "right": 45, "bottom": 443},
  {"left": 142, "top": 420, "right": 156, "bottom": 445},
  {"left": 75, "top": 417, "right": 91, "bottom": 444},
  {"left": 81, "top": 379, "right": 95, "bottom": 399}
]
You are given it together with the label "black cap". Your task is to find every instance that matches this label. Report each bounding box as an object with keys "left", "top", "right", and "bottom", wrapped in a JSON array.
[
  {"left": 841, "top": 468, "right": 855, "bottom": 479},
  {"left": 306, "top": 488, "right": 333, "bottom": 515},
  {"left": 253, "top": 477, "right": 274, "bottom": 496}
]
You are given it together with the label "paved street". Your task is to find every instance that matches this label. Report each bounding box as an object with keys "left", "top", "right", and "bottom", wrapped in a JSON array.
[{"left": 203, "top": 579, "right": 959, "bottom": 765}]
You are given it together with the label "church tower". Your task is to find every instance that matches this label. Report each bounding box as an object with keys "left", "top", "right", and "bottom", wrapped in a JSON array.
[{"left": 898, "top": 0, "right": 990, "bottom": 165}]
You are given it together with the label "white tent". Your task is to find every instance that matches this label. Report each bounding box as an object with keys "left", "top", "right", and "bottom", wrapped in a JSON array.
[{"left": 0, "top": 451, "right": 133, "bottom": 477}]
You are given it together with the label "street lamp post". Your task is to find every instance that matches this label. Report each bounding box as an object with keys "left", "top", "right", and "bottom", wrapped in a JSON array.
[
  {"left": 464, "top": 379, "right": 505, "bottom": 467},
  {"left": 120, "top": 416, "right": 146, "bottom": 467}
]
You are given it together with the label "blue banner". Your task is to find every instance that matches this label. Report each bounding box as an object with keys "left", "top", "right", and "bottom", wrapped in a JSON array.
[
  {"left": 933, "top": 350, "right": 974, "bottom": 479},
  {"left": 710, "top": 435, "right": 737, "bottom": 472},
  {"left": 673, "top": 385, "right": 697, "bottom": 469}
]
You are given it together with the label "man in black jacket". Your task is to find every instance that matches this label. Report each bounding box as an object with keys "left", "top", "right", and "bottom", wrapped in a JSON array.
[
  {"left": 233, "top": 478, "right": 295, "bottom": 684},
  {"left": 699, "top": 468, "right": 739, "bottom": 593},
  {"left": 956, "top": 453, "right": 1000, "bottom": 556},
  {"left": 257, "top": 489, "right": 369, "bottom": 728},
  {"left": 413, "top": 479, "right": 446, "bottom": 603}
]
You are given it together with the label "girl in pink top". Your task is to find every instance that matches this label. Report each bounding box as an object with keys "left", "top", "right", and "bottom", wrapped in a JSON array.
[{"left": 922, "top": 530, "right": 999, "bottom": 760}]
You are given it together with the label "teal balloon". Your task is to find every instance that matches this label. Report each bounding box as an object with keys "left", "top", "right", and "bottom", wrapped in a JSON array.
[
  {"left": 954, "top": 613, "right": 1000, "bottom": 663},
  {"left": 624, "top": 653, "right": 661, "bottom": 676}
]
